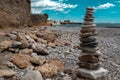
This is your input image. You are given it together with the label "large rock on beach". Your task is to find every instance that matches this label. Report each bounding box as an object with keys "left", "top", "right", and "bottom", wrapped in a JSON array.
[
  {"left": 0, "top": 69, "right": 16, "bottom": 77},
  {"left": 35, "top": 63, "right": 58, "bottom": 78},
  {"left": 36, "top": 38, "right": 47, "bottom": 44},
  {"left": 32, "top": 44, "right": 49, "bottom": 55},
  {"left": 48, "top": 58, "right": 64, "bottom": 71},
  {"left": 55, "top": 39, "right": 71, "bottom": 46},
  {"left": 7, "top": 34, "right": 17, "bottom": 40},
  {"left": 36, "top": 30, "right": 57, "bottom": 42},
  {"left": 31, "top": 56, "right": 46, "bottom": 65},
  {"left": 47, "top": 42, "right": 56, "bottom": 48},
  {"left": 36, "top": 32, "right": 44, "bottom": 38},
  {"left": 17, "top": 33, "right": 49, "bottom": 55},
  {"left": 0, "top": 40, "right": 13, "bottom": 52},
  {"left": 19, "top": 48, "right": 33, "bottom": 55},
  {"left": 29, "top": 33, "right": 38, "bottom": 41},
  {"left": 43, "top": 32, "right": 57, "bottom": 42},
  {"left": 35, "top": 58, "right": 64, "bottom": 78},
  {"left": 11, "top": 54, "right": 31, "bottom": 69},
  {"left": 4, "top": 61, "right": 15, "bottom": 68},
  {"left": 17, "top": 33, "right": 30, "bottom": 48}
]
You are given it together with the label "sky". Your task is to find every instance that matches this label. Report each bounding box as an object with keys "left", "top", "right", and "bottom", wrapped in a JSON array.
[{"left": 31, "top": 0, "right": 120, "bottom": 23}]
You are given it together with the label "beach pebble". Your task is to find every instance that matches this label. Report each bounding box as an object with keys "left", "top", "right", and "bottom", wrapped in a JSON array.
[
  {"left": 31, "top": 56, "right": 46, "bottom": 65},
  {"left": 19, "top": 48, "right": 33, "bottom": 55},
  {"left": 21, "top": 70, "right": 43, "bottom": 80},
  {"left": 11, "top": 41, "right": 22, "bottom": 48},
  {"left": 0, "top": 69, "right": 16, "bottom": 77}
]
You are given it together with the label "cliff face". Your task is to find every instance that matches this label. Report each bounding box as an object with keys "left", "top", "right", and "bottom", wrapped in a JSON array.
[
  {"left": 31, "top": 14, "right": 48, "bottom": 25},
  {"left": 0, "top": 0, "right": 32, "bottom": 28}
]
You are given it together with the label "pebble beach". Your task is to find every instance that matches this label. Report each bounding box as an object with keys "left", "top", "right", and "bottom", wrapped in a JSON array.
[
  {"left": 0, "top": 26, "right": 120, "bottom": 80},
  {"left": 48, "top": 26, "right": 120, "bottom": 80}
]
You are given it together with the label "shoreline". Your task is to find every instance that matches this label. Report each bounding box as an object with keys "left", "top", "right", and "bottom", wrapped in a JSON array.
[{"left": 104, "top": 26, "right": 120, "bottom": 28}]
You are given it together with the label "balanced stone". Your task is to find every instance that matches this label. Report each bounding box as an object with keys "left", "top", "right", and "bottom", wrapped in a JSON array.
[
  {"left": 80, "top": 28, "right": 96, "bottom": 33},
  {"left": 75, "top": 68, "right": 108, "bottom": 80},
  {"left": 79, "top": 7, "right": 100, "bottom": 70},
  {"left": 85, "top": 15, "right": 94, "bottom": 18},
  {"left": 81, "top": 26, "right": 95, "bottom": 29},
  {"left": 77, "top": 7, "right": 108, "bottom": 80},
  {"left": 80, "top": 50, "right": 102, "bottom": 55},
  {"left": 79, "top": 33, "right": 92, "bottom": 38},
  {"left": 84, "top": 18, "right": 94, "bottom": 21},
  {"left": 80, "top": 41, "right": 98, "bottom": 47},
  {"left": 80, "top": 36, "right": 96, "bottom": 43},
  {"left": 86, "top": 7, "right": 94, "bottom": 10},
  {"left": 80, "top": 47, "right": 99, "bottom": 53},
  {"left": 85, "top": 14, "right": 94, "bottom": 18},
  {"left": 81, "top": 24, "right": 96, "bottom": 27},
  {"left": 86, "top": 10, "right": 94, "bottom": 13},
  {"left": 78, "top": 55, "right": 100, "bottom": 63},
  {"left": 86, "top": 12, "right": 94, "bottom": 15},
  {"left": 78, "top": 61, "right": 100, "bottom": 70},
  {"left": 83, "top": 21, "right": 94, "bottom": 25}
]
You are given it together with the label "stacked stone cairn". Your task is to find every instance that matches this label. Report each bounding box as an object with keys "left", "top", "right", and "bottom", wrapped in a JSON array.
[
  {"left": 79, "top": 7, "right": 99, "bottom": 70},
  {"left": 76, "top": 7, "right": 108, "bottom": 80}
]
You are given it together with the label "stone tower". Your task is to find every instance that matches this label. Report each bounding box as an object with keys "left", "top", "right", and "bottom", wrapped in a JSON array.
[{"left": 76, "top": 7, "right": 108, "bottom": 80}]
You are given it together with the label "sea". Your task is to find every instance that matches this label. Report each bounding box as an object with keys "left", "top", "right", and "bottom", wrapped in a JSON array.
[{"left": 53, "top": 23, "right": 120, "bottom": 28}]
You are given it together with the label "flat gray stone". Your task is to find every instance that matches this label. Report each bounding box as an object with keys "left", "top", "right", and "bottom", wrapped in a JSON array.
[
  {"left": 80, "top": 41, "right": 98, "bottom": 47},
  {"left": 80, "top": 47, "right": 99, "bottom": 53},
  {"left": 75, "top": 67, "right": 108, "bottom": 80},
  {"left": 80, "top": 36, "right": 96, "bottom": 43},
  {"left": 11, "top": 31, "right": 17, "bottom": 35},
  {"left": 21, "top": 70, "right": 43, "bottom": 80},
  {"left": 12, "top": 41, "right": 22, "bottom": 48}
]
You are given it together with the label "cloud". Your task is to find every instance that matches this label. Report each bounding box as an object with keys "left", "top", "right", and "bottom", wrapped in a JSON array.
[
  {"left": 31, "top": 8, "right": 42, "bottom": 14},
  {"left": 64, "top": 10, "right": 71, "bottom": 14},
  {"left": 31, "top": 0, "right": 77, "bottom": 14},
  {"left": 58, "top": 0, "right": 68, "bottom": 2},
  {"left": 94, "top": 3, "right": 115, "bottom": 9}
]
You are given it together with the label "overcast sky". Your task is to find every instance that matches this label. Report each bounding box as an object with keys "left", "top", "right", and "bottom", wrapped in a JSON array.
[{"left": 31, "top": 0, "right": 120, "bottom": 23}]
